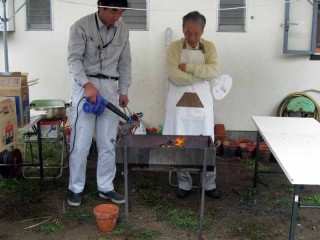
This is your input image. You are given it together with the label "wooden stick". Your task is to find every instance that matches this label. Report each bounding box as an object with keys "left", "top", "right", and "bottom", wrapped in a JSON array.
[
  {"left": 19, "top": 216, "right": 52, "bottom": 223},
  {"left": 24, "top": 217, "right": 53, "bottom": 230}
]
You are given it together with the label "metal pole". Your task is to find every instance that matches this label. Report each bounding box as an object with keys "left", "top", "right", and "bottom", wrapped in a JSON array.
[
  {"left": 1, "top": 0, "right": 9, "bottom": 72},
  {"left": 36, "top": 121, "right": 44, "bottom": 179},
  {"left": 289, "top": 185, "right": 302, "bottom": 240},
  {"left": 253, "top": 131, "right": 261, "bottom": 188},
  {"left": 124, "top": 147, "right": 129, "bottom": 240},
  {"left": 199, "top": 148, "right": 207, "bottom": 240}
]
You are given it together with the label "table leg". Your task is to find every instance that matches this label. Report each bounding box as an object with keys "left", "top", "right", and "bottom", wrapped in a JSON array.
[
  {"left": 36, "top": 121, "right": 44, "bottom": 179},
  {"left": 124, "top": 147, "right": 129, "bottom": 240},
  {"left": 199, "top": 148, "right": 207, "bottom": 240},
  {"left": 289, "top": 185, "right": 302, "bottom": 240},
  {"left": 253, "top": 131, "right": 261, "bottom": 188}
]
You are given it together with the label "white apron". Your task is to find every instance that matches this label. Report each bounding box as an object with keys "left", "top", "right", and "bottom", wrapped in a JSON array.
[
  {"left": 163, "top": 49, "right": 214, "bottom": 139},
  {"left": 163, "top": 47, "right": 216, "bottom": 191}
]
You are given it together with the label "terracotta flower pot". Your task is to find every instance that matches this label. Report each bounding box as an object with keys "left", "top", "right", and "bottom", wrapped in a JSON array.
[
  {"left": 214, "top": 124, "right": 226, "bottom": 143},
  {"left": 222, "top": 141, "right": 239, "bottom": 157},
  {"left": 239, "top": 142, "right": 256, "bottom": 159},
  {"left": 236, "top": 138, "right": 252, "bottom": 145},
  {"left": 257, "top": 143, "right": 271, "bottom": 162},
  {"left": 214, "top": 124, "right": 227, "bottom": 156},
  {"left": 93, "top": 204, "right": 119, "bottom": 232}
]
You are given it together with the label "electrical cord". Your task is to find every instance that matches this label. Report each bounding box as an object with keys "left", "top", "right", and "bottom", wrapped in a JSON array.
[
  {"left": 277, "top": 92, "right": 320, "bottom": 121},
  {"left": 69, "top": 97, "right": 86, "bottom": 155}
]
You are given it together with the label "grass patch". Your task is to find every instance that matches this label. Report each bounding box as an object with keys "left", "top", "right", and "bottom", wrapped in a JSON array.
[
  {"left": 275, "top": 197, "right": 290, "bottom": 206},
  {"left": 301, "top": 195, "right": 320, "bottom": 206},
  {"left": 230, "top": 223, "right": 267, "bottom": 240},
  {"left": 247, "top": 188, "right": 257, "bottom": 196},
  {"left": 15, "top": 137, "right": 68, "bottom": 179},
  {"left": 36, "top": 218, "right": 65, "bottom": 234},
  {"left": 165, "top": 208, "right": 201, "bottom": 231},
  {"left": 65, "top": 208, "right": 93, "bottom": 225},
  {"left": 0, "top": 175, "right": 64, "bottom": 196},
  {"left": 312, "top": 221, "right": 320, "bottom": 229},
  {"left": 133, "top": 178, "right": 212, "bottom": 232},
  {"left": 240, "top": 158, "right": 270, "bottom": 172},
  {"left": 89, "top": 238, "right": 116, "bottom": 240},
  {"left": 132, "top": 229, "right": 159, "bottom": 240},
  {"left": 0, "top": 176, "right": 40, "bottom": 193},
  {"left": 88, "top": 219, "right": 130, "bottom": 239}
]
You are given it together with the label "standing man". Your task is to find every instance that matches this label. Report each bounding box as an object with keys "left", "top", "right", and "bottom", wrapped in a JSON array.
[
  {"left": 67, "top": 0, "right": 131, "bottom": 206},
  {"left": 163, "top": 11, "right": 219, "bottom": 199}
]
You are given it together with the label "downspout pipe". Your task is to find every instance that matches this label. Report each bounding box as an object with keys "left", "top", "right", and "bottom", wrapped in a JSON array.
[{"left": 1, "top": 0, "right": 9, "bottom": 73}]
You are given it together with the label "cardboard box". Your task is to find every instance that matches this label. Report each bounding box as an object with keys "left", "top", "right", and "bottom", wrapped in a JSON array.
[
  {"left": 0, "top": 72, "right": 30, "bottom": 127},
  {"left": 40, "top": 121, "right": 61, "bottom": 139},
  {"left": 0, "top": 97, "right": 18, "bottom": 152}
]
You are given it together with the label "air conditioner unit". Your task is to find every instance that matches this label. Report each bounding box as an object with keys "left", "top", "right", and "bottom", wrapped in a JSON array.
[{"left": 0, "top": 1, "right": 15, "bottom": 32}]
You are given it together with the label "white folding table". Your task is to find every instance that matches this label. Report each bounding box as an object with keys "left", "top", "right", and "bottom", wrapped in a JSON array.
[{"left": 252, "top": 116, "right": 320, "bottom": 240}]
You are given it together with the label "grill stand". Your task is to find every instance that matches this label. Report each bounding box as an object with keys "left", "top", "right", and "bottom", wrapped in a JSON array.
[{"left": 119, "top": 135, "right": 214, "bottom": 240}]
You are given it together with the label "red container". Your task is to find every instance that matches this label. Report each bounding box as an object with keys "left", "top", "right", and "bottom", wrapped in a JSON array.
[
  {"left": 222, "top": 141, "right": 239, "bottom": 157},
  {"left": 236, "top": 138, "right": 252, "bottom": 145},
  {"left": 239, "top": 142, "right": 256, "bottom": 159},
  {"left": 257, "top": 143, "right": 271, "bottom": 162}
]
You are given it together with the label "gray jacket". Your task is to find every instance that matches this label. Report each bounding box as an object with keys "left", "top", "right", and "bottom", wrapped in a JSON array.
[{"left": 68, "top": 12, "right": 132, "bottom": 95}]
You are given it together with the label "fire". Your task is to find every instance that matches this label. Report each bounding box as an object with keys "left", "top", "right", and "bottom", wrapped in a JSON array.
[
  {"left": 174, "top": 136, "right": 186, "bottom": 147},
  {"left": 159, "top": 136, "right": 187, "bottom": 147}
]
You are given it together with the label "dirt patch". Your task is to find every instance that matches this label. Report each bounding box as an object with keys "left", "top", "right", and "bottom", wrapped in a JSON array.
[{"left": 1, "top": 156, "right": 320, "bottom": 240}]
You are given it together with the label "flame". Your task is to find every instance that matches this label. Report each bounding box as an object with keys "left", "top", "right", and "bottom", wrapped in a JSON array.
[{"left": 174, "top": 136, "right": 186, "bottom": 147}]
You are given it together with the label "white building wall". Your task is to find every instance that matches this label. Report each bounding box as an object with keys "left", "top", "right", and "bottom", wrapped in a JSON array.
[{"left": 1, "top": 0, "right": 319, "bottom": 131}]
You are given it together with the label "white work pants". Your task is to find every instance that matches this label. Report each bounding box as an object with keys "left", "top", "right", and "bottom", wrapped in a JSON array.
[
  {"left": 177, "top": 168, "right": 217, "bottom": 191},
  {"left": 68, "top": 78, "right": 120, "bottom": 194}
]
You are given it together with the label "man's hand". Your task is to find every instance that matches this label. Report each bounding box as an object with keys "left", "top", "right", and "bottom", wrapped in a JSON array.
[
  {"left": 179, "top": 63, "right": 186, "bottom": 72},
  {"left": 84, "top": 82, "right": 99, "bottom": 103},
  {"left": 119, "top": 95, "right": 129, "bottom": 108}
]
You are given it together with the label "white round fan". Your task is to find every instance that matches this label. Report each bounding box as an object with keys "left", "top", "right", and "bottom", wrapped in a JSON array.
[{"left": 212, "top": 74, "right": 233, "bottom": 100}]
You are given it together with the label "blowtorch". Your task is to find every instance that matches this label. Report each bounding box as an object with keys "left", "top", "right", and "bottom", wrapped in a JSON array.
[{"left": 83, "top": 95, "right": 134, "bottom": 124}]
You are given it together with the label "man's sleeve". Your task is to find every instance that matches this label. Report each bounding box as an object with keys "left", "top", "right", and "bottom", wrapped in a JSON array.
[
  {"left": 166, "top": 42, "right": 199, "bottom": 86},
  {"left": 118, "top": 36, "right": 132, "bottom": 95},
  {"left": 185, "top": 41, "right": 218, "bottom": 80},
  {"left": 67, "top": 23, "right": 90, "bottom": 87}
]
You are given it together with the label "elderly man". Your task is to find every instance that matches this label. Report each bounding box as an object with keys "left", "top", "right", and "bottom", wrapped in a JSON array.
[{"left": 163, "top": 11, "right": 219, "bottom": 199}]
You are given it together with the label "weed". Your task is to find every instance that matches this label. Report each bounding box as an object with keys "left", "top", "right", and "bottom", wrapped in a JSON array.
[
  {"left": 287, "top": 186, "right": 294, "bottom": 193},
  {"left": 239, "top": 158, "right": 270, "bottom": 172},
  {"left": 65, "top": 208, "right": 93, "bottom": 225},
  {"left": 301, "top": 195, "right": 320, "bottom": 206},
  {"left": 230, "top": 223, "right": 267, "bottom": 240},
  {"left": 166, "top": 208, "right": 199, "bottom": 231},
  {"left": 206, "top": 206, "right": 227, "bottom": 219},
  {"left": 17, "top": 137, "right": 68, "bottom": 179},
  {"left": 247, "top": 227, "right": 267, "bottom": 240},
  {"left": 88, "top": 219, "right": 128, "bottom": 239},
  {"left": 275, "top": 197, "right": 289, "bottom": 206},
  {"left": 112, "top": 219, "right": 126, "bottom": 235},
  {"left": 88, "top": 238, "right": 109, "bottom": 240},
  {"left": 133, "top": 178, "right": 212, "bottom": 232},
  {"left": 0, "top": 177, "right": 22, "bottom": 191},
  {"left": 247, "top": 188, "right": 257, "bottom": 196},
  {"left": 37, "top": 218, "right": 65, "bottom": 234},
  {"left": 0, "top": 177, "right": 44, "bottom": 204},
  {"left": 132, "top": 229, "right": 159, "bottom": 240},
  {"left": 134, "top": 180, "right": 172, "bottom": 211}
]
